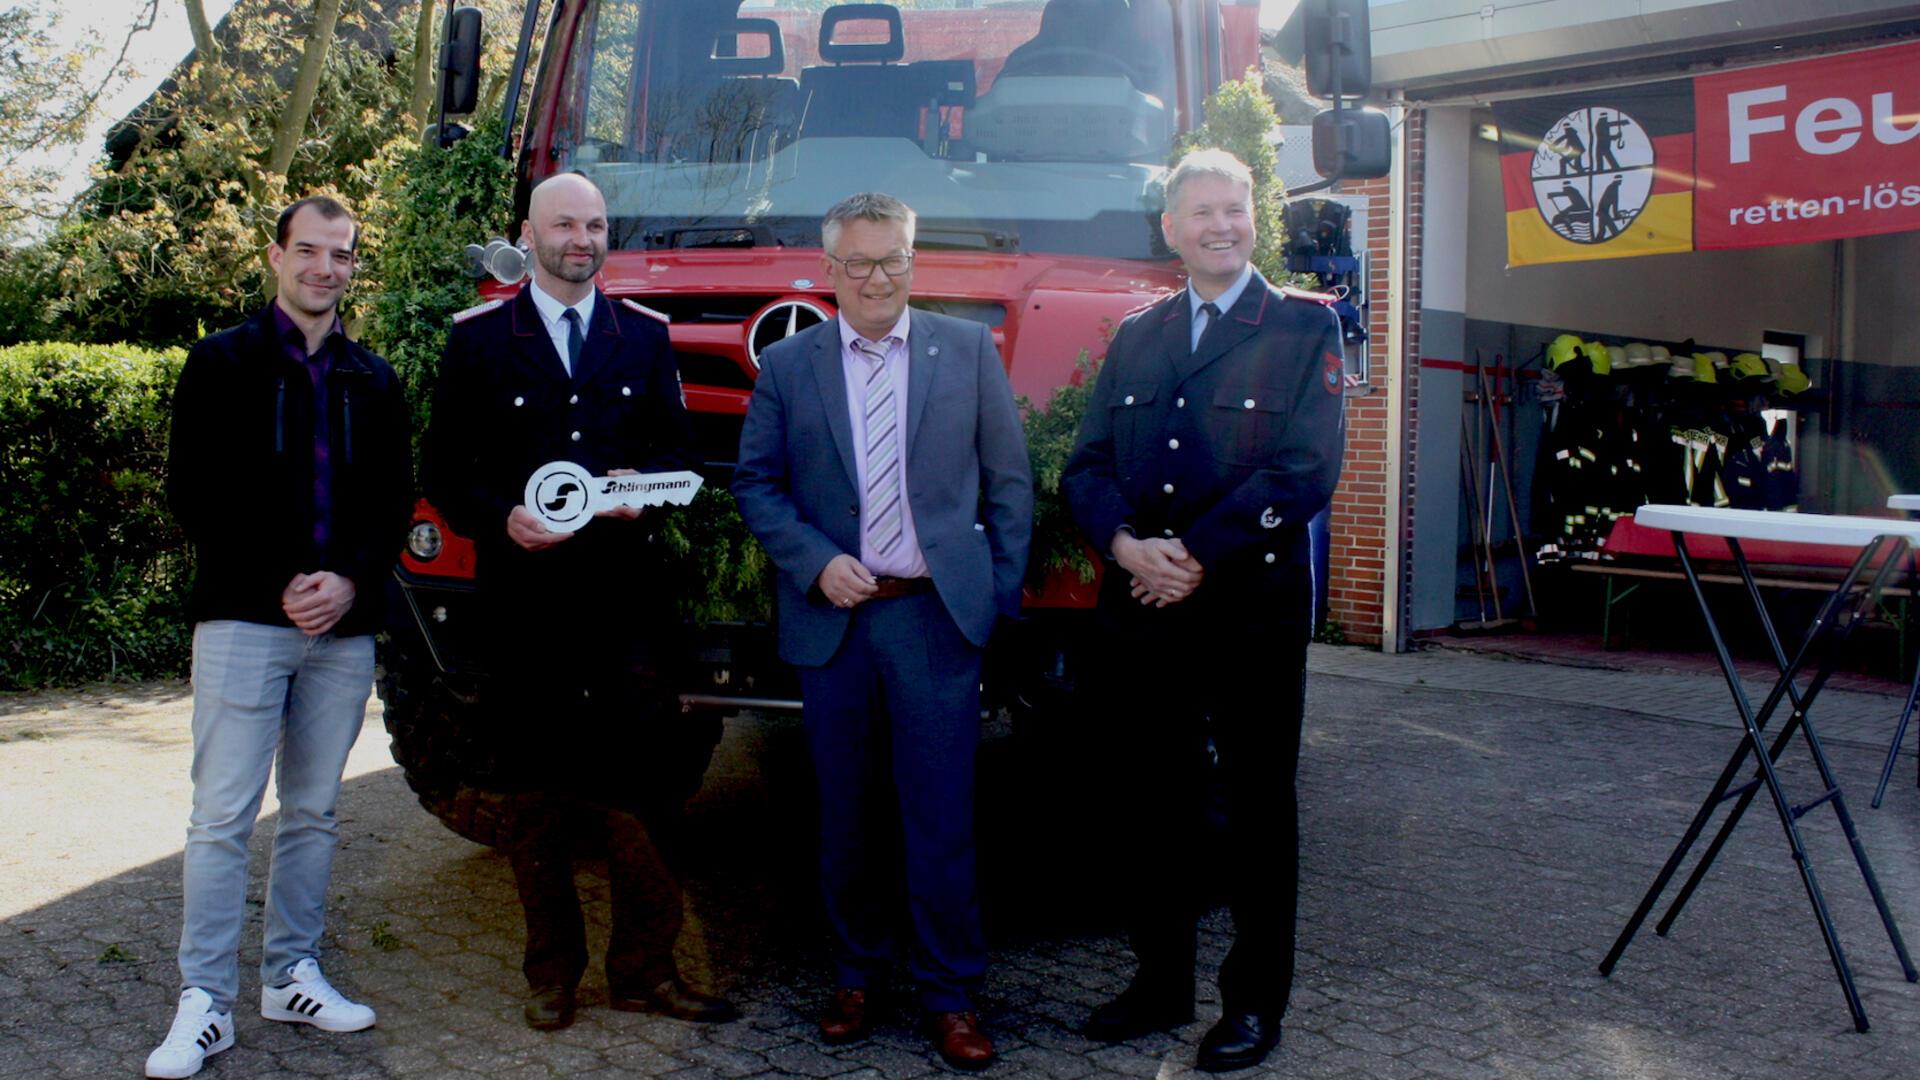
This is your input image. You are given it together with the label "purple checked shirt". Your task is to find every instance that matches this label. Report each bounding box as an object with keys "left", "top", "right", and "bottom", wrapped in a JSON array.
[
  {"left": 271, "top": 300, "right": 344, "bottom": 558},
  {"left": 838, "top": 311, "right": 928, "bottom": 579}
]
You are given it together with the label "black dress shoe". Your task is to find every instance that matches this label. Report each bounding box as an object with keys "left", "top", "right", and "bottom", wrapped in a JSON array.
[
  {"left": 1195, "top": 1011, "right": 1281, "bottom": 1072},
  {"left": 1083, "top": 985, "right": 1195, "bottom": 1042},
  {"left": 524, "top": 985, "right": 576, "bottom": 1031},
  {"left": 609, "top": 977, "right": 740, "bottom": 1023}
]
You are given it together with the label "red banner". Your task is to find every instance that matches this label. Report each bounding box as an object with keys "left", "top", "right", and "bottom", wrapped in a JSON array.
[{"left": 1695, "top": 40, "right": 1920, "bottom": 249}]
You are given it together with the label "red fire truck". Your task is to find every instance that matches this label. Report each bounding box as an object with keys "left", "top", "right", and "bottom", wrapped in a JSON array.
[{"left": 380, "top": 0, "right": 1298, "bottom": 840}]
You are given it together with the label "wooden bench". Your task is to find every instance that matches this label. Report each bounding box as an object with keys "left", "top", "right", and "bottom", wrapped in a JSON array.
[{"left": 1569, "top": 516, "right": 1916, "bottom": 658}]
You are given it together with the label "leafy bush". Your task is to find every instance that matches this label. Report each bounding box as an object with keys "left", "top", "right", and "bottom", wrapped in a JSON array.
[
  {"left": 1019, "top": 349, "right": 1102, "bottom": 587},
  {"left": 655, "top": 488, "right": 772, "bottom": 624},
  {"left": 0, "top": 343, "right": 190, "bottom": 687},
  {"left": 361, "top": 109, "right": 515, "bottom": 443}
]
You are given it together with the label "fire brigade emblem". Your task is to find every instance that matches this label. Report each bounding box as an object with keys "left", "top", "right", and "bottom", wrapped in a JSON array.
[
  {"left": 1529, "top": 107, "right": 1656, "bottom": 245},
  {"left": 1260, "top": 506, "right": 1282, "bottom": 529}
]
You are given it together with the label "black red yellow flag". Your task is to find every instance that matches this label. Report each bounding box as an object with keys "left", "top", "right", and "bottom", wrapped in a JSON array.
[{"left": 1493, "top": 80, "right": 1696, "bottom": 266}]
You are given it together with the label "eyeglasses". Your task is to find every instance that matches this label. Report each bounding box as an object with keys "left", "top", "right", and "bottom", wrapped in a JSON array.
[{"left": 827, "top": 252, "right": 914, "bottom": 279}]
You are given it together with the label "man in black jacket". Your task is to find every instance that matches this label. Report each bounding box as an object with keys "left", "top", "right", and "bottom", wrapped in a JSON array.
[
  {"left": 1062, "top": 150, "right": 1346, "bottom": 1073},
  {"left": 423, "top": 172, "right": 735, "bottom": 1033},
  {"left": 150, "top": 196, "right": 410, "bottom": 1080}
]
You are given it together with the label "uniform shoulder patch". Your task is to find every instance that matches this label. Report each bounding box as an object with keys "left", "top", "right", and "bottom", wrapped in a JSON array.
[
  {"left": 620, "top": 298, "right": 671, "bottom": 324},
  {"left": 1280, "top": 284, "right": 1337, "bottom": 306},
  {"left": 1323, "top": 351, "right": 1344, "bottom": 395},
  {"left": 451, "top": 297, "right": 506, "bottom": 324}
]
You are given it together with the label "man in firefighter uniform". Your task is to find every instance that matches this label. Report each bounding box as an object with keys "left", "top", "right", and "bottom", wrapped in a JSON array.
[
  {"left": 423, "top": 172, "right": 735, "bottom": 1031},
  {"left": 1062, "top": 149, "right": 1345, "bottom": 1073}
]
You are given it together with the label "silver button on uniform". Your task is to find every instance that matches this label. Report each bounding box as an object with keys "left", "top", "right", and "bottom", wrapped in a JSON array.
[
  {"left": 1163, "top": 483, "right": 1175, "bottom": 494},
  {"left": 1243, "top": 398, "right": 1256, "bottom": 410},
  {"left": 1265, "top": 553, "right": 1276, "bottom": 564},
  {"left": 570, "top": 394, "right": 579, "bottom": 405},
  {"left": 622, "top": 386, "right": 632, "bottom": 397},
  {"left": 1176, "top": 397, "right": 1186, "bottom": 408},
  {"left": 571, "top": 431, "right": 582, "bottom": 442},
  {"left": 513, "top": 396, "right": 524, "bottom": 407},
  {"left": 1124, "top": 394, "right": 1135, "bottom": 405},
  {"left": 1168, "top": 438, "right": 1180, "bottom": 449}
]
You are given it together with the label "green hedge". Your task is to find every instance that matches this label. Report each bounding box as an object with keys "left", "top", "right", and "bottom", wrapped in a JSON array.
[{"left": 0, "top": 343, "right": 191, "bottom": 689}]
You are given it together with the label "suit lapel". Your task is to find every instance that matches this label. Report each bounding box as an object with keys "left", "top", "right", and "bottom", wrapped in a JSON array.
[
  {"left": 810, "top": 319, "right": 860, "bottom": 488},
  {"left": 508, "top": 287, "right": 570, "bottom": 384},
  {"left": 1163, "top": 290, "right": 1198, "bottom": 381},
  {"left": 570, "top": 291, "right": 620, "bottom": 387},
  {"left": 1174, "top": 270, "right": 1270, "bottom": 382},
  {"left": 904, "top": 309, "right": 938, "bottom": 451}
]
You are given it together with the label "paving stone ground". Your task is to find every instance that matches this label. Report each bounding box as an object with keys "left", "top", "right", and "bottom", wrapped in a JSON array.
[{"left": 4, "top": 643, "right": 1920, "bottom": 1079}]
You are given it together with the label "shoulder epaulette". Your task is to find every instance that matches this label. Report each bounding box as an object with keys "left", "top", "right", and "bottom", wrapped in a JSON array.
[
  {"left": 1279, "top": 284, "right": 1337, "bottom": 306},
  {"left": 451, "top": 298, "right": 506, "bottom": 324},
  {"left": 620, "top": 298, "right": 671, "bottom": 324}
]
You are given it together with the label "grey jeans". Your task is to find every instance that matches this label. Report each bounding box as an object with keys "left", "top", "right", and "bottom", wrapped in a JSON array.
[{"left": 178, "top": 621, "right": 372, "bottom": 1012}]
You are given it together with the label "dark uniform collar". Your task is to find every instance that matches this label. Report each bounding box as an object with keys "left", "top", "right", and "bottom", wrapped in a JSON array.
[{"left": 1187, "top": 262, "right": 1256, "bottom": 322}]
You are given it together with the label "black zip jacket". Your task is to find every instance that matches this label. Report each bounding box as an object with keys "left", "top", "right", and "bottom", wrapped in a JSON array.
[{"left": 166, "top": 304, "right": 412, "bottom": 637}]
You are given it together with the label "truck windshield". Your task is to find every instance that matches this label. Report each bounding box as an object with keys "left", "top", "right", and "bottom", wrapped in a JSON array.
[{"left": 552, "top": 0, "right": 1179, "bottom": 259}]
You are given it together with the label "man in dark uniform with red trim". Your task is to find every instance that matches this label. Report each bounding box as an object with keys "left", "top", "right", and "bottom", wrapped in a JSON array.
[
  {"left": 423, "top": 173, "right": 734, "bottom": 1032},
  {"left": 1062, "top": 149, "right": 1346, "bottom": 1073}
]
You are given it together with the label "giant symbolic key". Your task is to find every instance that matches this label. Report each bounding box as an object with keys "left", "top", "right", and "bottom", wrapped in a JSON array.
[{"left": 523, "top": 460, "right": 704, "bottom": 534}]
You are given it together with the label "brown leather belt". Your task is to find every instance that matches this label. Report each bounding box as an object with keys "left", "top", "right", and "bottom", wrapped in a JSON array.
[{"left": 869, "top": 576, "right": 934, "bottom": 600}]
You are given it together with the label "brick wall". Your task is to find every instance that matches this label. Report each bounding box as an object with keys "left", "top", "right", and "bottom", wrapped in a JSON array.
[{"left": 1324, "top": 109, "right": 1423, "bottom": 647}]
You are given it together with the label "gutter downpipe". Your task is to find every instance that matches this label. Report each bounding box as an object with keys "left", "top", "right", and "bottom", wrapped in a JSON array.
[{"left": 1383, "top": 90, "right": 1409, "bottom": 653}]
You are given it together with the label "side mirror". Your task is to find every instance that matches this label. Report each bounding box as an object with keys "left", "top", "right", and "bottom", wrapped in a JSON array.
[
  {"left": 1312, "top": 107, "right": 1391, "bottom": 180},
  {"left": 1304, "top": 0, "right": 1371, "bottom": 100},
  {"left": 439, "top": 6, "right": 484, "bottom": 117}
]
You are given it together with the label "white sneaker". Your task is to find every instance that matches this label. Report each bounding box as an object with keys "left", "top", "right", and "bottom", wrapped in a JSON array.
[
  {"left": 145, "top": 988, "right": 234, "bottom": 1079},
  {"left": 259, "top": 957, "right": 376, "bottom": 1033}
]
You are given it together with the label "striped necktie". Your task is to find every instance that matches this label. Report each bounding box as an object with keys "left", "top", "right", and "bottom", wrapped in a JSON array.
[{"left": 856, "top": 338, "right": 903, "bottom": 558}]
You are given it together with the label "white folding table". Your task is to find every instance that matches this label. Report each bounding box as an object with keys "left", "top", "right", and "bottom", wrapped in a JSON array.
[
  {"left": 1873, "top": 494, "right": 1920, "bottom": 807},
  {"left": 1598, "top": 505, "right": 1920, "bottom": 1032}
]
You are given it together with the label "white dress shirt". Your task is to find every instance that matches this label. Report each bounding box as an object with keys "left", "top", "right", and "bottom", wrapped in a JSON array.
[{"left": 527, "top": 279, "right": 595, "bottom": 376}]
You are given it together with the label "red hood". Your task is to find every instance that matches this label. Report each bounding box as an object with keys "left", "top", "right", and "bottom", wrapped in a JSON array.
[{"left": 488, "top": 248, "right": 1187, "bottom": 405}]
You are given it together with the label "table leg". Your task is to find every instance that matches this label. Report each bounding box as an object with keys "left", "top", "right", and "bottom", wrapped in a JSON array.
[
  {"left": 1601, "top": 534, "right": 1896, "bottom": 1033},
  {"left": 1871, "top": 665, "right": 1920, "bottom": 809},
  {"left": 1660, "top": 539, "right": 1917, "bottom": 986}
]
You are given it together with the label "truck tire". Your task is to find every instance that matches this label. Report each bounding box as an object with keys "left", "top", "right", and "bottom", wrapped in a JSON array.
[
  {"left": 376, "top": 634, "right": 515, "bottom": 849},
  {"left": 377, "top": 634, "right": 726, "bottom": 849}
]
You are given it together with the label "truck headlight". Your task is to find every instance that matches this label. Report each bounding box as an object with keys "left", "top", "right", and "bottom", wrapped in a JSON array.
[{"left": 407, "top": 521, "right": 443, "bottom": 560}]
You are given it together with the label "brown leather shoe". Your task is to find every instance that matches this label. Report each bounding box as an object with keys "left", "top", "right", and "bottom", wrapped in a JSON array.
[
  {"left": 523, "top": 985, "right": 576, "bottom": 1031},
  {"left": 609, "top": 977, "right": 740, "bottom": 1023},
  {"left": 928, "top": 1011, "right": 994, "bottom": 1071},
  {"left": 818, "top": 988, "right": 871, "bottom": 1045}
]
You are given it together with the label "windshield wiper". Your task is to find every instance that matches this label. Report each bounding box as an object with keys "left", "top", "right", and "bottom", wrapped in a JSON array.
[
  {"left": 646, "top": 224, "right": 779, "bottom": 249},
  {"left": 914, "top": 226, "right": 1018, "bottom": 253}
]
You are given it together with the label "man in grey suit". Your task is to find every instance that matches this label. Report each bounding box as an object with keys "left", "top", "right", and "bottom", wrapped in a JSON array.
[{"left": 733, "top": 192, "right": 1032, "bottom": 1071}]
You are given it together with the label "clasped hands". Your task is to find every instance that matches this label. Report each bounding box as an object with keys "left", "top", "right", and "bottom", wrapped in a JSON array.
[
  {"left": 282, "top": 571, "right": 355, "bottom": 636},
  {"left": 1113, "top": 531, "right": 1204, "bottom": 607},
  {"left": 507, "top": 467, "right": 646, "bottom": 551}
]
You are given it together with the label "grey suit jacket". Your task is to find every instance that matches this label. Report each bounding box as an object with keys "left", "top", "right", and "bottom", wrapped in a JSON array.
[{"left": 733, "top": 309, "right": 1034, "bottom": 667}]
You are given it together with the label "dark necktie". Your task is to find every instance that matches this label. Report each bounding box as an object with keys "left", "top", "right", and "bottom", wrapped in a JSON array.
[
  {"left": 1194, "top": 301, "right": 1222, "bottom": 352},
  {"left": 562, "top": 308, "right": 584, "bottom": 375}
]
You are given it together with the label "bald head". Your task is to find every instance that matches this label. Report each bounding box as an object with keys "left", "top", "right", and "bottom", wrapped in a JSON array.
[
  {"left": 522, "top": 172, "right": 609, "bottom": 303},
  {"left": 528, "top": 172, "right": 606, "bottom": 220}
]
